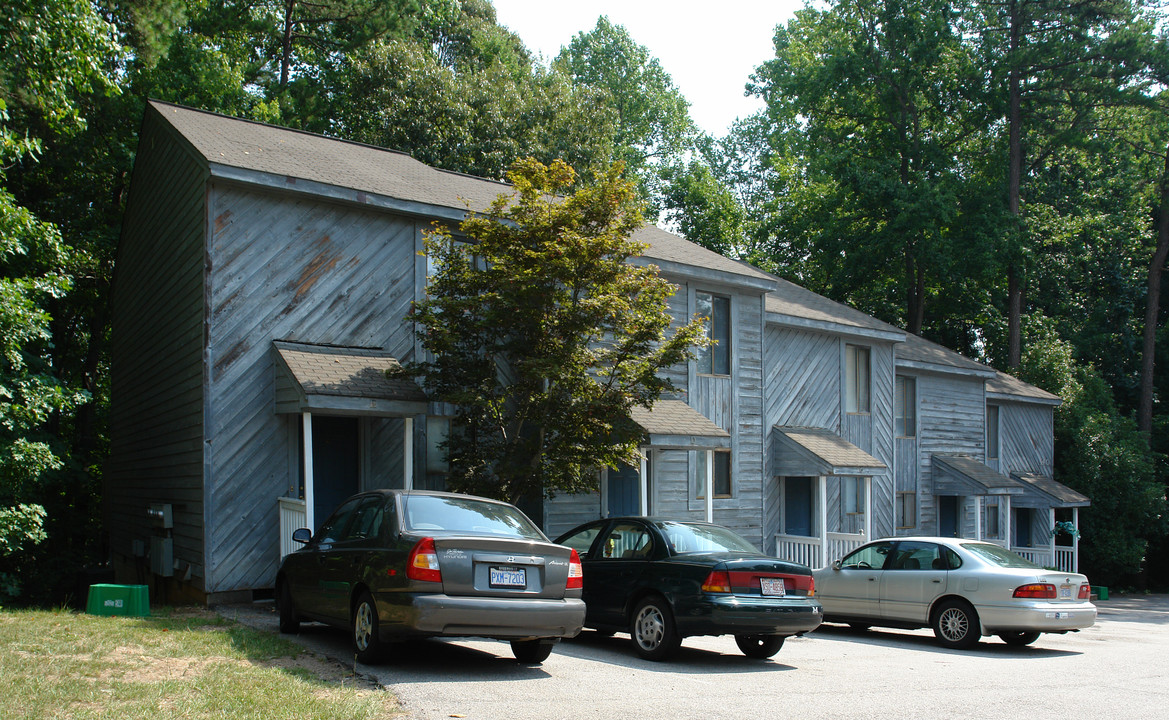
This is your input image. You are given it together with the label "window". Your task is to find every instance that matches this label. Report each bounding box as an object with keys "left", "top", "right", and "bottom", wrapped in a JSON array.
[
  {"left": 600, "top": 522, "right": 654, "bottom": 560},
  {"left": 896, "top": 492, "right": 917, "bottom": 529},
  {"left": 840, "top": 540, "right": 894, "bottom": 570},
  {"left": 888, "top": 541, "right": 941, "bottom": 570},
  {"left": 841, "top": 476, "right": 865, "bottom": 534},
  {"left": 696, "top": 451, "right": 732, "bottom": 499},
  {"left": 558, "top": 523, "right": 604, "bottom": 556},
  {"left": 895, "top": 376, "right": 916, "bottom": 437},
  {"left": 696, "top": 292, "right": 730, "bottom": 375},
  {"left": 986, "top": 405, "right": 1000, "bottom": 460},
  {"left": 846, "top": 345, "right": 871, "bottom": 413}
]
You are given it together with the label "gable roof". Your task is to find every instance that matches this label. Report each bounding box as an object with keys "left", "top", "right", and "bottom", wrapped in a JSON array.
[
  {"left": 987, "top": 370, "right": 1062, "bottom": 405},
  {"left": 272, "top": 341, "right": 427, "bottom": 416},
  {"left": 895, "top": 333, "right": 996, "bottom": 379},
  {"left": 773, "top": 426, "right": 887, "bottom": 477},
  {"left": 146, "top": 100, "right": 775, "bottom": 291},
  {"left": 763, "top": 275, "right": 905, "bottom": 342}
]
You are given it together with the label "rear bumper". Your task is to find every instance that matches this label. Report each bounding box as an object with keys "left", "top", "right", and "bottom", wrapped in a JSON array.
[
  {"left": 977, "top": 600, "right": 1097, "bottom": 634},
  {"left": 676, "top": 595, "right": 824, "bottom": 637},
  {"left": 380, "top": 592, "right": 586, "bottom": 641}
]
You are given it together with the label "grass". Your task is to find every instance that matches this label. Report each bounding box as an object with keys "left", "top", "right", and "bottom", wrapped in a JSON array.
[{"left": 0, "top": 606, "right": 402, "bottom": 720}]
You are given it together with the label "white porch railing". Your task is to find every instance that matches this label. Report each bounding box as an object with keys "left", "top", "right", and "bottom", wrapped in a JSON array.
[
  {"left": 1007, "top": 546, "right": 1077, "bottom": 573},
  {"left": 278, "top": 497, "right": 308, "bottom": 560},
  {"left": 776, "top": 532, "right": 867, "bottom": 570}
]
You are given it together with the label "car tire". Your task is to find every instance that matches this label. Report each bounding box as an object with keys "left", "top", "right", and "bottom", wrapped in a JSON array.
[
  {"left": 999, "top": 631, "right": 1040, "bottom": 647},
  {"left": 352, "top": 590, "right": 384, "bottom": 664},
  {"left": 933, "top": 599, "right": 980, "bottom": 649},
  {"left": 630, "top": 596, "right": 682, "bottom": 661},
  {"left": 277, "top": 580, "right": 299, "bottom": 634},
  {"left": 734, "top": 634, "right": 785, "bottom": 659},
  {"left": 510, "top": 639, "right": 555, "bottom": 664}
]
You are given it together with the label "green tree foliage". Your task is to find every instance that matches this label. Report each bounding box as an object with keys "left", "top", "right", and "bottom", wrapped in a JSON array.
[
  {"left": 554, "top": 16, "right": 698, "bottom": 214},
  {"left": 0, "top": 0, "right": 121, "bottom": 599},
  {"left": 406, "top": 158, "right": 706, "bottom": 503},
  {"left": 1018, "top": 317, "right": 1166, "bottom": 586},
  {"left": 329, "top": 1, "right": 618, "bottom": 180},
  {"left": 748, "top": 0, "right": 991, "bottom": 334}
]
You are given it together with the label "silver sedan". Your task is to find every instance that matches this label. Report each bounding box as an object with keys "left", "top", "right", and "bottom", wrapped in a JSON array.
[{"left": 812, "top": 536, "right": 1097, "bottom": 648}]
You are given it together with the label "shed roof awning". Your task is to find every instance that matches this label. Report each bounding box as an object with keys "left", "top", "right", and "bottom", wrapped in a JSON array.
[
  {"left": 1011, "top": 473, "right": 1090, "bottom": 508},
  {"left": 932, "top": 455, "right": 1023, "bottom": 496},
  {"left": 630, "top": 400, "right": 730, "bottom": 450},
  {"left": 773, "top": 426, "right": 886, "bottom": 477},
  {"left": 273, "top": 341, "right": 428, "bottom": 416}
]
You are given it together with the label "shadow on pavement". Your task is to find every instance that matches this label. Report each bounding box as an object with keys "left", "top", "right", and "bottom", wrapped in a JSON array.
[{"left": 810, "top": 622, "right": 1082, "bottom": 658}]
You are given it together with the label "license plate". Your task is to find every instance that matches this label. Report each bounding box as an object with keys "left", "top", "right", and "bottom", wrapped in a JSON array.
[
  {"left": 760, "top": 577, "right": 786, "bottom": 596},
  {"left": 1060, "top": 584, "right": 1073, "bottom": 598},
  {"left": 1047, "top": 611, "right": 1072, "bottom": 619},
  {"left": 490, "top": 566, "right": 526, "bottom": 588}
]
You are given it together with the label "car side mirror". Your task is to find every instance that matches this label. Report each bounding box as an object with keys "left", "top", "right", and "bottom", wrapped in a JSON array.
[
  {"left": 292, "top": 528, "right": 312, "bottom": 544},
  {"left": 832, "top": 560, "right": 842, "bottom": 571}
]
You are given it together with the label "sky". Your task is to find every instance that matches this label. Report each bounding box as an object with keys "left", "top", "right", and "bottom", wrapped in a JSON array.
[{"left": 490, "top": 1, "right": 805, "bottom": 138}]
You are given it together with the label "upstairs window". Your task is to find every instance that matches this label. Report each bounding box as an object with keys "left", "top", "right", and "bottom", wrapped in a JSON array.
[
  {"left": 696, "top": 292, "right": 731, "bottom": 375},
  {"left": 846, "top": 345, "right": 871, "bottom": 414},
  {"left": 696, "top": 450, "right": 732, "bottom": 499},
  {"left": 895, "top": 376, "right": 916, "bottom": 438}
]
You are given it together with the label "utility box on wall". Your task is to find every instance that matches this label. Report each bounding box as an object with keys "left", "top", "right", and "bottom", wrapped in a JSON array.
[{"left": 150, "top": 536, "right": 174, "bottom": 577}]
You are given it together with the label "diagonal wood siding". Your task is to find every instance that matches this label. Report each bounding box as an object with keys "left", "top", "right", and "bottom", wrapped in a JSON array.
[
  {"left": 999, "top": 402, "right": 1054, "bottom": 477},
  {"left": 204, "top": 183, "right": 419, "bottom": 593},
  {"left": 107, "top": 115, "right": 209, "bottom": 588},
  {"left": 915, "top": 373, "right": 985, "bottom": 535}
]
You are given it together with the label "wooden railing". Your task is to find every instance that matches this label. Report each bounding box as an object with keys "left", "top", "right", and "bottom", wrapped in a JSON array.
[
  {"left": 1012, "top": 545, "right": 1077, "bottom": 573},
  {"left": 775, "top": 532, "right": 867, "bottom": 570},
  {"left": 278, "top": 497, "right": 307, "bottom": 560}
]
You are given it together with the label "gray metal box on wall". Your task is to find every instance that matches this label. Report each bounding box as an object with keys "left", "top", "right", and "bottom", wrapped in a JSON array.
[{"left": 150, "top": 536, "right": 174, "bottom": 577}]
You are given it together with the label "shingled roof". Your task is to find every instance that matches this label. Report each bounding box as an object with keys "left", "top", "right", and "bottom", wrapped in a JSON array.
[
  {"left": 895, "top": 333, "right": 995, "bottom": 378},
  {"left": 272, "top": 341, "right": 427, "bottom": 415},
  {"left": 630, "top": 400, "right": 731, "bottom": 450},
  {"left": 773, "top": 426, "right": 887, "bottom": 477},
  {"left": 987, "top": 370, "right": 1062, "bottom": 405},
  {"left": 763, "top": 275, "right": 905, "bottom": 340},
  {"left": 148, "top": 100, "right": 774, "bottom": 289}
]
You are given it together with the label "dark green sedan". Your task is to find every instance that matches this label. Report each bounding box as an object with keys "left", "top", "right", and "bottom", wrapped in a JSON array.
[{"left": 555, "top": 517, "right": 823, "bottom": 660}]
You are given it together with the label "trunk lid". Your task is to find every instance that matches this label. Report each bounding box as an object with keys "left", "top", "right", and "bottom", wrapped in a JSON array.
[{"left": 426, "top": 534, "right": 575, "bottom": 599}]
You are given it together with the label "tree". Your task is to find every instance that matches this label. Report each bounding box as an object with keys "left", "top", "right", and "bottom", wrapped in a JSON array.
[
  {"left": 0, "top": 0, "right": 120, "bottom": 599},
  {"left": 748, "top": 0, "right": 987, "bottom": 334},
  {"left": 554, "top": 17, "right": 698, "bottom": 215},
  {"left": 405, "top": 158, "right": 707, "bottom": 504}
]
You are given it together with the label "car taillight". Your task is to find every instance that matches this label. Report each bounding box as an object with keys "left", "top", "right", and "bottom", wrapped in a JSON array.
[
  {"left": 808, "top": 576, "right": 815, "bottom": 598},
  {"left": 1013, "top": 583, "right": 1057, "bottom": 599},
  {"left": 702, "top": 570, "right": 732, "bottom": 594},
  {"left": 567, "top": 549, "right": 583, "bottom": 589},
  {"left": 1078, "top": 583, "right": 1091, "bottom": 600},
  {"left": 407, "top": 537, "right": 442, "bottom": 583}
]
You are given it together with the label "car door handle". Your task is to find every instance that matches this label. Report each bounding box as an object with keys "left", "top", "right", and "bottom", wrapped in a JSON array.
[
  {"left": 868, "top": 577, "right": 877, "bottom": 582},
  {"left": 932, "top": 579, "right": 942, "bottom": 584}
]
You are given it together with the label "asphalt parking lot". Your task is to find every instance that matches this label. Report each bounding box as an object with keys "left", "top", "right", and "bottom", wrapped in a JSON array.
[{"left": 220, "top": 594, "right": 1169, "bottom": 720}]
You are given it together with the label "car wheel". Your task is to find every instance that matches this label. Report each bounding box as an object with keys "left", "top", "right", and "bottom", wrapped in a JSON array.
[
  {"left": 933, "top": 599, "right": 980, "bottom": 649},
  {"left": 277, "top": 580, "right": 299, "bottom": 634},
  {"left": 999, "top": 631, "right": 1040, "bottom": 647},
  {"left": 734, "top": 634, "right": 785, "bottom": 659},
  {"left": 352, "top": 590, "right": 384, "bottom": 664},
  {"left": 510, "top": 639, "right": 555, "bottom": 664},
  {"left": 630, "top": 596, "right": 681, "bottom": 661}
]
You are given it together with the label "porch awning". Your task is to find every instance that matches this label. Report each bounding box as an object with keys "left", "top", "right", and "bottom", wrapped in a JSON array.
[
  {"left": 1011, "top": 472, "right": 1090, "bottom": 508},
  {"left": 630, "top": 400, "right": 731, "bottom": 450},
  {"left": 273, "top": 340, "right": 428, "bottom": 416},
  {"left": 773, "top": 426, "right": 886, "bottom": 477},
  {"left": 932, "top": 455, "right": 1023, "bottom": 496}
]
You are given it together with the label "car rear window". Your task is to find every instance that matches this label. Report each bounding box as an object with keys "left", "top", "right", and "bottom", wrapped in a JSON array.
[
  {"left": 401, "top": 495, "right": 546, "bottom": 541},
  {"left": 657, "top": 522, "right": 757, "bottom": 554},
  {"left": 961, "top": 542, "right": 1041, "bottom": 568}
]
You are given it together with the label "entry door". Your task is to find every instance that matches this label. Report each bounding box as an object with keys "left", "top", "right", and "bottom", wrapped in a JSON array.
[
  {"left": 938, "top": 496, "right": 960, "bottom": 538},
  {"left": 607, "top": 464, "right": 640, "bottom": 516},
  {"left": 784, "top": 476, "right": 814, "bottom": 536},
  {"left": 312, "top": 416, "right": 360, "bottom": 530}
]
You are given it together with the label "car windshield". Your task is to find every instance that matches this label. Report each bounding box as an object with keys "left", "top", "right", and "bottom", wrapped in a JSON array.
[
  {"left": 656, "top": 522, "right": 757, "bottom": 555},
  {"left": 401, "top": 495, "right": 546, "bottom": 541},
  {"left": 961, "top": 542, "right": 1042, "bottom": 568}
]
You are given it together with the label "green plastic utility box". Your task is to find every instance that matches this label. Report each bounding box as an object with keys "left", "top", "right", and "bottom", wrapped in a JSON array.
[{"left": 86, "top": 584, "right": 150, "bottom": 617}]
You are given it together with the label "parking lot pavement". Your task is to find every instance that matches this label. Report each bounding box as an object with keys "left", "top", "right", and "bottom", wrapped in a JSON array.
[{"left": 219, "top": 594, "right": 1169, "bottom": 720}]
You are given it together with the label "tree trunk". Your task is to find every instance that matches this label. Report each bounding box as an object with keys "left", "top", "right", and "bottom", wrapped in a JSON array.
[
  {"left": 1006, "top": 0, "right": 1024, "bottom": 370},
  {"left": 1138, "top": 145, "right": 1169, "bottom": 437},
  {"left": 280, "top": 0, "right": 296, "bottom": 87}
]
